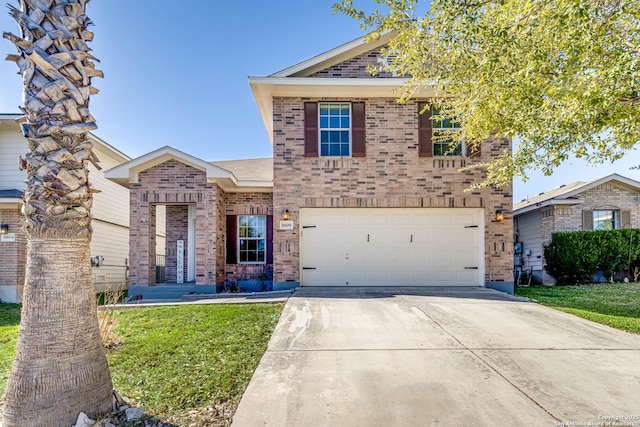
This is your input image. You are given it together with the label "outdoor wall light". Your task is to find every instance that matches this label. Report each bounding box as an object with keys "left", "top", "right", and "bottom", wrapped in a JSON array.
[
  {"left": 1, "top": 224, "right": 8, "bottom": 234},
  {"left": 282, "top": 208, "right": 290, "bottom": 221},
  {"left": 495, "top": 209, "right": 505, "bottom": 222}
]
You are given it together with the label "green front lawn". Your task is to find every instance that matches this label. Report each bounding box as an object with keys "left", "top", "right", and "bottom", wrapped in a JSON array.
[
  {"left": 515, "top": 283, "right": 640, "bottom": 334},
  {"left": 0, "top": 304, "right": 20, "bottom": 397},
  {"left": 0, "top": 303, "right": 283, "bottom": 425}
]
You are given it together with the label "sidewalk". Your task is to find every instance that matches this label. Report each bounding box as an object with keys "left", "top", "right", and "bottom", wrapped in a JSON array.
[{"left": 105, "top": 289, "right": 294, "bottom": 310}]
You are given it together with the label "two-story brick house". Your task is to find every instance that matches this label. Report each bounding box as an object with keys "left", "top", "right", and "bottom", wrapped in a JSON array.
[{"left": 107, "top": 34, "right": 514, "bottom": 297}]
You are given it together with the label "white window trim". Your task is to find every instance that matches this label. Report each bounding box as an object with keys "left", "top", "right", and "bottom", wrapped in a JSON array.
[
  {"left": 238, "top": 215, "right": 267, "bottom": 265},
  {"left": 432, "top": 109, "right": 465, "bottom": 156},
  {"left": 318, "top": 102, "right": 352, "bottom": 157},
  {"left": 593, "top": 209, "right": 620, "bottom": 230}
]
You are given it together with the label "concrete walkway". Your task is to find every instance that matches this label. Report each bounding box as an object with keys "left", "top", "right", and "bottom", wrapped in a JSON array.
[{"left": 232, "top": 287, "right": 640, "bottom": 427}]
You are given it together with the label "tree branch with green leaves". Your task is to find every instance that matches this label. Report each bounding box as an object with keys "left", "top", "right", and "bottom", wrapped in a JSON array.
[{"left": 334, "top": 0, "right": 640, "bottom": 187}]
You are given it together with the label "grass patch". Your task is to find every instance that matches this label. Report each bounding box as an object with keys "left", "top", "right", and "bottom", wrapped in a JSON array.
[
  {"left": 0, "top": 302, "right": 283, "bottom": 424},
  {"left": 0, "top": 304, "right": 20, "bottom": 397},
  {"left": 515, "top": 283, "right": 640, "bottom": 334}
]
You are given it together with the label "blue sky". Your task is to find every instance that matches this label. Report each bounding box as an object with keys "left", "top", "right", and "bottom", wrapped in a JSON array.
[{"left": 1, "top": 0, "right": 639, "bottom": 203}]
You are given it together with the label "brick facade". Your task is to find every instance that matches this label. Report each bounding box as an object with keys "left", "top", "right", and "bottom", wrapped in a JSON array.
[
  {"left": 129, "top": 160, "right": 222, "bottom": 285},
  {"left": 124, "top": 40, "right": 514, "bottom": 291},
  {"left": 0, "top": 208, "right": 26, "bottom": 301},
  {"left": 539, "top": 182, "right": 640, "bottom": 284},
  {"left": 310, "top": 47, "right": 394, "bottom": 79},
  {"left": 272, "top": 97, "right": 513, "bottom": 286},
  {"left": 224, "top": 192, "right": 273, "bottom": 280},
  {"left": 128, "top": 160, "right": 274, "bottom": 287}
]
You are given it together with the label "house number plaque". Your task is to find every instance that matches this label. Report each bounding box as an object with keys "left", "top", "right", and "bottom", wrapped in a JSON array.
[{"left": 279, "top": 220, "right": 294, "bottom": 230}]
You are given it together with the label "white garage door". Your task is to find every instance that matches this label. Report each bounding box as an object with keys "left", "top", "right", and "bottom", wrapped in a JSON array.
[{"left": 300, "top": 208, "right": 483, "bottom": 287}]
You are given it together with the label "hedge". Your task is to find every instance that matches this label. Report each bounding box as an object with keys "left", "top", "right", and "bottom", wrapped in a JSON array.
[{"left": 543, "top": 229, "right": 640, "bottom": 285}]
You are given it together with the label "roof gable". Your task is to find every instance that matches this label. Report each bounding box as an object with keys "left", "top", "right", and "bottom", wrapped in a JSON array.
[
  {"left": 514, "top": 174, "right": 640, "bottom": 214},
  {"left": 270, "top": 32, "right": 396, "bottom": 78},
  {"left": 105, "top": 146, "right": 272, "bottom": 193},
  {"left": 249, "top": 32, "right": 435, "bottom": 144}
]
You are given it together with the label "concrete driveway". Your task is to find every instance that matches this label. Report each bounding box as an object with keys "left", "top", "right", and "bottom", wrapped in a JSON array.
[{"left": 232, "top": 287, "right": 640, "bottom": 426}]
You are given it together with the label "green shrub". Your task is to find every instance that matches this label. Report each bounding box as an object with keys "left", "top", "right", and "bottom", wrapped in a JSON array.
[{"left": 544, "top": 229, "right": 640, "bottom": 285}]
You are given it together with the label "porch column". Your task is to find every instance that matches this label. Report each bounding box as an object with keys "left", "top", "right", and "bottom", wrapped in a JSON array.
[{"left": 129, "top": 193, "right": 156, "bottom": 286}]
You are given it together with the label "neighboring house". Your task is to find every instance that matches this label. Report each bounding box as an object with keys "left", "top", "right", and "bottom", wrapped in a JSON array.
[
  {"left": 0, "top": 113, "right": 132, "bottom": 303},
  {"left": 513, "top": 173, "right": 640, "bottom": 284},
  {"left": 106, "top": 34, "right": 514, "bottom": 298}
]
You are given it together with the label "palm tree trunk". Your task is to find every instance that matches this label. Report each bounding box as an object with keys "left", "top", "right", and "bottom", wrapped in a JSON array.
[{"left": 2, "top": 1, "right": 113, "bottom": 425}]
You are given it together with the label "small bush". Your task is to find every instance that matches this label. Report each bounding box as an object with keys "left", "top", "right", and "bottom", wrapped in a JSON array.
[{"left": 544, "top": 229, "right": 640, "bottom": 285}]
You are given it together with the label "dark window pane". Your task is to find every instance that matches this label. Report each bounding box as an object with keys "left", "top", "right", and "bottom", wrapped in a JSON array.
[
  {"left": 341, "top": 143, "right": 350, "bottom": 156},
  {"left": 341, "top": 117, "right": 350, "bottom": 128},
  {"left": 330, "top": 117, "right": 340, "bottom": 128},
  {"left": 340, "top": 131, "right": 349, "bottom": 142},
  {"left": 330, "top": 144, "right": 340, "bottom": 156},
  {"left": 320, "top": 117, "right": 328, "bottom": 128},
  {"left": 321, "top": 131, "right": 329, "bottom": 143},
  {"left": 321, "top": 144, "right": 329, "bottom": 156},
  {"left": 330, "top": 131, "right": 340, "bottom": 143}
]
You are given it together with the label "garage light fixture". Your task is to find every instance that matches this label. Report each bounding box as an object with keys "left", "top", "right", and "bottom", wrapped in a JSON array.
[
  {"left": 495, "top": 209, "right": 505, "bottom": 222},
  {"left": 282, "top": 209, "right": 290, "bottom": 221},
  {"left": 0, "top": 224, "right": 8, "bottom": 234}
]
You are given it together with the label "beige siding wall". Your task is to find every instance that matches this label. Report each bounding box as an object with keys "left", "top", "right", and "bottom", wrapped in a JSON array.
[
  {"left": 0, "top": 126, "right": 27, "bottom": 191},
  {"left": 272, "top": 97, "right": 513, "bottom": 286},
  {"left": 515, "top": 210, "right": 543, "bottom": 281},
  {"left": 91, "top": 220, "right": 129, "bottom": 293},
  {"left": 0, "top": 122, "right": 131, "bottom": 301}
]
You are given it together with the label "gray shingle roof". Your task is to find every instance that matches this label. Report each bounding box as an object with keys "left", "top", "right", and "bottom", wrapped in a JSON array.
[
  {"left": 211, "top": 158, "right": 273, "bottom": 183},
  {"left": 0, "top": 189, "right": 23, "bottom": 198}
]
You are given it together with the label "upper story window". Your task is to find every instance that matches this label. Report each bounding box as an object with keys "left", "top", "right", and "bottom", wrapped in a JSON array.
[
  {"left": 304, "top": 102, "right": 366, "bottom": 158},
  {"left": 593, "top": 210, "right": 619, "bottom": 230},
  {"left": 419, "top": 102, "right": 479, "bottom": 158},
  {"left": 238, "top": 215, "right": 266, "bottom": 263},
  {"left": 432, "top": 107, "right": 463, "bottom": 156},
  {"left": 319, "top": 103, "right": 351, "bottom": 156}
]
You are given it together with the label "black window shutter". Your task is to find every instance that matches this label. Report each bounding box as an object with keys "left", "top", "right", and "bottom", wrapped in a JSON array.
[
  {"left": 418, "top": 102, "right": 433, "bottom": 157},
  {"left": 226, "top": 215, "right": 237, "bottom": 264},
  {"left": 582, "top": 210, "right": 593, "bottom": 230},
  {"left": 304, "top": 102, "right": 319, "bottom": 157},
  {"left": 351, "top": 102, "right": 366, "bottom": 157},
  {"left": 468, "top": 141, "right": 481, "bottom": 158},
  {"left": 266, "top": 215, "right": 273, "bottom": 264},
  {"left": 621, "top": 210, "right": 631, "bottom": 228}
]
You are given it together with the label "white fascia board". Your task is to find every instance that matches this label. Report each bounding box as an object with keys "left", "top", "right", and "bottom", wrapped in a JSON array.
[
  {"left": 514, "top": 198, "right": 585, "bottom": 216},
  {"left": 1, "top": 114, "right": 131, "bottom": 164},
  {"left": 0, "top": 114, "right": 21, "bottom": 125},
  {"left": 0, "top": 199, "right": 22, "bottom": 209},
  {"left": 216, "top": 182, "right": 273, "bottom": 193},
  {"left": 88, "top": 133, "right": 131, "bottom": 163},
  {"left": 249, "top": 77, "right": 436, "bottom": 145}
]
